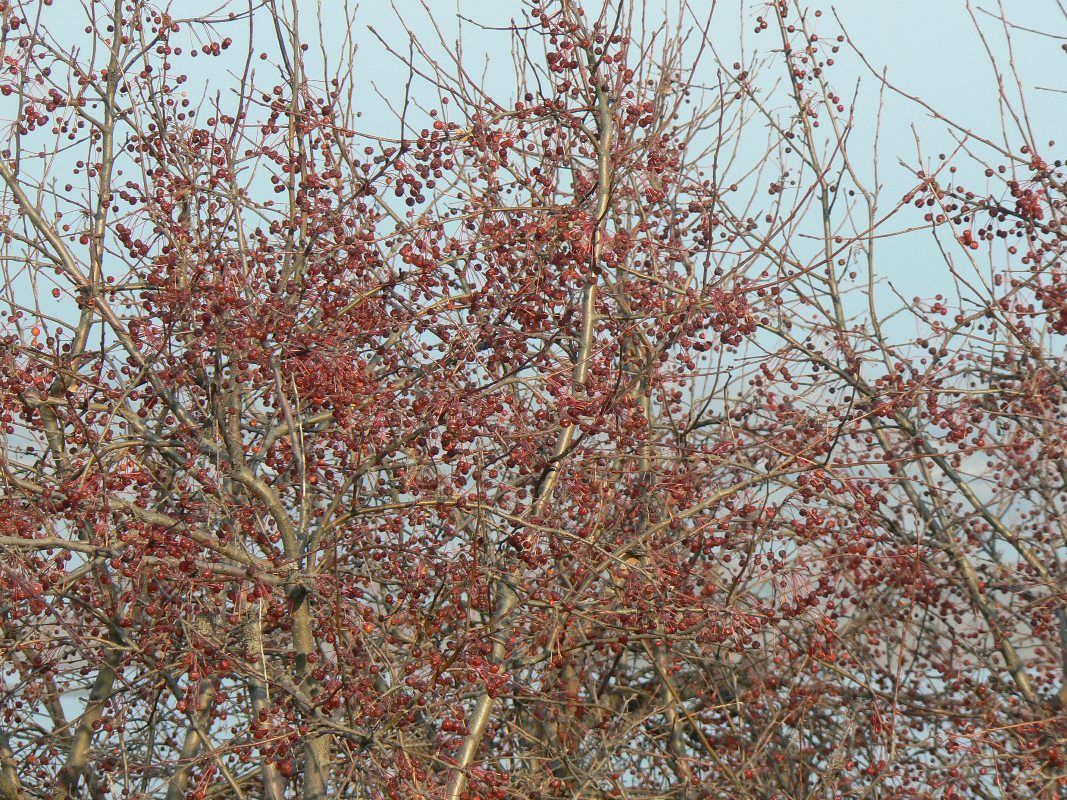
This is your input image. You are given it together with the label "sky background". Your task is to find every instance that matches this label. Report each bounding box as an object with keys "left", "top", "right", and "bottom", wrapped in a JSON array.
[
  {"left": 214, "top": 0, "right": 1061, "bottom": 301},
  {"left": 18, "top": 0, "right": 1067, "bottom": 338},
  {"left": 9, "top": 0, "right": 1064, "bottom": 718},
  {"left": 267, "top": 0, "right": 1065, "bottom": 334}
]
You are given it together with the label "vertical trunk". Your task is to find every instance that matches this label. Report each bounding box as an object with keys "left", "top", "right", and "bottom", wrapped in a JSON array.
[
  {"left": 249, "top": 677, "right": 286, "bottom": 800},
  {"left": 165, "top": 680, "right": 217, "bottom": 800},
  {"left": 0, "top": 731, "right": 22, "bottom": 800},
  {"left": 54, "top": 643, "right": 121, "bottom": 800},
  {"left": 240, "top": 600, "right": 286, "bottom": 800},
  {"left": 291, "top": 590, "right": 329, "bottom": 800}
]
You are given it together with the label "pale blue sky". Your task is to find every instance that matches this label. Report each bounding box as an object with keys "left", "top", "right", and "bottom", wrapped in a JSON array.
[
  {"left": 349, "top": 1, "right": 1064, "bottom": 325},
  {"left": 15, "top": 0, "right": 1067, "bottom": 336},
  {"left": 10, "top": 0, "right": 1065, "bottom": 723}
]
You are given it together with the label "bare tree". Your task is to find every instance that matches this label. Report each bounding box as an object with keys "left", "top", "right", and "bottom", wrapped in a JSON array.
[{"left": 1, "top": 1, "right": 1065, "bottom": 798}]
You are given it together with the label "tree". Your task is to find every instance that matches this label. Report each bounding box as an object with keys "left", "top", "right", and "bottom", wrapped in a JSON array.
[{"left": 0, "top": 0, "right": 1065, "bottom": 798}]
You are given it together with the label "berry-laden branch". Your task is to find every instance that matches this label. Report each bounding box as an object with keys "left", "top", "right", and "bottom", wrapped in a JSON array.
[
  {"left": 0, "top": 0, "right": 1065, "bottom": 798},
  {"left": 445, "top": 7, "right": 618, "bottom": 798}
]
